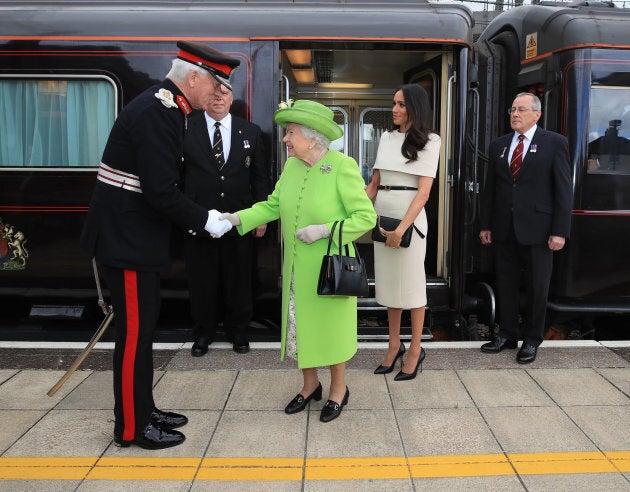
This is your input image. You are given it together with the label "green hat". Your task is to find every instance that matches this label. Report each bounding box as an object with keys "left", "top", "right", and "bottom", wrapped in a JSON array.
[{"left": 274, "top": 99, "right": 343, "bottom": 141}]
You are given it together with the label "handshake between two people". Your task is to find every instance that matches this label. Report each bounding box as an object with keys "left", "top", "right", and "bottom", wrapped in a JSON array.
[
  {"left": 204, "top": 210, "right": 330, "bottom": 244},
  {"left": 204, "top": 209, "right": 241, "bottom": 238}
]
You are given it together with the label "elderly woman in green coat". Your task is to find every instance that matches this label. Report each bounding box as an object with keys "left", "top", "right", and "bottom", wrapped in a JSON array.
[{"left": 220, "top": 100, "right": 376, "bottom": 423}]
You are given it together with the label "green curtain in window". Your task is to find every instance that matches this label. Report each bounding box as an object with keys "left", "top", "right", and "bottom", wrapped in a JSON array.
[{"left": 0, "top": 79, "right": 114, "bottom": 167}]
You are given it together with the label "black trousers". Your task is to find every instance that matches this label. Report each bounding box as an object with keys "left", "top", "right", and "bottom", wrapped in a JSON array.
[
  {"left": 184, "top": 234, "right": 253, "bottom": 341},
  {"left": 494, "top": 225, "right": 553, "bottom": 346},
  {"left": 103, "top": 266, "right": 160, "bottom": 441}
]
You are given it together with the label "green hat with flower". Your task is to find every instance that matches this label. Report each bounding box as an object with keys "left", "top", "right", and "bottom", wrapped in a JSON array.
[{"left": 274, "top": 99, "right": 343, "bottom": 141}]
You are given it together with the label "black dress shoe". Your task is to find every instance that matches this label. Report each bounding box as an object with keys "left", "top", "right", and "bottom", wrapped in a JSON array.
[
  {"left": 480, "top": 337, "right": 518, "bottom": 353},
  {"left": 232, "top": 337, "right": 250, "bottom": 354},
  {"left": 517, "top": 343, "right": 538, "bottom": 364},
  {"left": 394, "top": 347, "right": 426, "bottom": 381},
  {"left": 151, "top": 409, "right": 188, "bottom": 429},
  {"left": 320, "top": 387, "right": 350, "bottom": 423},
  {"left": 285, "top": 382, "right": 322, "bottom": 414},
  {"left": 114, "top": 422, "right": 185, "bottom": 450},
  {"left": 374, "top": 343, "right": 406, "bottom": 374},
  {"left": 191, "top": 337, "right": 211, "bottom": 357}
]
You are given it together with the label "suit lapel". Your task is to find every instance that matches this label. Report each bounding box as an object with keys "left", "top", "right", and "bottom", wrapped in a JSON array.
[
  {"left": 498, "top": 134, "right": 513, "bottom": 179},
  {"left": 519, "top": 128, "right": 542, "bottom": 177}
]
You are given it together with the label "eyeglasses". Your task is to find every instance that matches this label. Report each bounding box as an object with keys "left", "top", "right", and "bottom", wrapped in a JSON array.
[{"left": 508, "top": 107, "right": 536, "bottom": 115}]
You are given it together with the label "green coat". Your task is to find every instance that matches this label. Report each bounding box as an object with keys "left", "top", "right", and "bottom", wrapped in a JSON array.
[{"left": 237, "top": 150, "right": 376, "bottom": 368}]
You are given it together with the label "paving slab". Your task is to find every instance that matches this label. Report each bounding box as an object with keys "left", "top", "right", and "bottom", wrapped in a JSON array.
[
  {"left": 458, "top": 369, "right": 555, "bottom": 407},
  {"left": 520, "top": 472, "right": 630, "bottom": 491},
  {"left": 77, "top": 481, "right": 191, "bottom": 491},
  {"left": 480, "top": 406, "right": 599, "bottom": 453},
  {"left": 0, "top": 369, "right": 17, "bottom": 385},
  {"left": 226, "top": 369, "right": 305, "bottom": 411},
  {"left": 191, "top": 481, "right": 299, "bottom": 491},
  {"left": 412, "top": 475, "right": 525, "bottom": 491},
  {"left": 3, "top": 409, "right": 112, "bottom": 457},
  {"left": 206, "top": 410, "right": 307, "bottom": 458},
  {"left": 306, "top": 409, "right": 402, "bottom": 458},
  {"left": 596, "top": 367, "right": 630, "bottom": 395},
  {"left": 563, "top": 406, "right": 630, "bottom": 450},
  {"left": 396, "top": 408, "right": 503, "bottom": 456},
  {"left": 387, "top": 369, "right": 474, "bottom": 409},
  {"left": 56, "top": 370, "right": 113, "bottom": 410},
  {"left": 0, "top": 369, "right": 90, "bottom": 410},
  {"left": 0, "top": 409, "right": 47, "bottom": 454},
  {"left": 0, "top": 480, "right": 82, "bottom": 491},
  {"left": 101, "top": 410, "right": 220, "bottom": 458},
  {"left": 528, "top": 368, "right": 629, "bottom": 406},
  {"left": 152, "top": 370, "right": 236, "bottom": 410},
  {"left": 305, "top": 479, "right": 414, "bottom": 491}
]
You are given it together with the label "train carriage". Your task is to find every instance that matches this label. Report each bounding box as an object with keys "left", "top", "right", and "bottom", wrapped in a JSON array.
[
  {"left": 0, "top": 0, "right": 473, "bottom": 339},
  {"left": 469, "top": 1, "right": 630, "bottom": 337}
]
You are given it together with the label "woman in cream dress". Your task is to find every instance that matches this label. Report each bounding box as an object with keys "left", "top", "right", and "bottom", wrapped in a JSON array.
[{"left": 366, "top": 84, "right": 440, "bottom": 381}]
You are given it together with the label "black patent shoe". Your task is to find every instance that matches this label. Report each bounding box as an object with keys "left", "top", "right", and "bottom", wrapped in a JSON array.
[
  {"left": 114, "top": 422, "right": 185, "bottom": 450},
  {"left": 374, "top": 343, "right": 406, "bottom": 374},
  {"left": 320, "top": 387, "right": 350, "bottom": 423},
  {"left": 394, "top": 347, "right": 426, "bottom": 381},
  {"left": 284, "top": 382, "right": 323, "bottom": 414},
  {"left": 191, "top": 337, "right": 211, "bottom": 357},
  {"left": 151, "top": 409, "right": 188, "bottom": 429}
]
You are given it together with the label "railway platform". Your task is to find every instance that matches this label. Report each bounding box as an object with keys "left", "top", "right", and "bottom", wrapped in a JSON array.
[{"left": 0, "top": 339, "right": 628, "bottom": 491}]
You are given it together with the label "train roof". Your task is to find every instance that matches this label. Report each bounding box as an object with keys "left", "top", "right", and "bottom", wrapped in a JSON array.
[
  {"left": 478, "top": 3, "right": 630, "bottom": 57},
  {"left": 0, "top": 1, "right": 473, "bottom": 45}
]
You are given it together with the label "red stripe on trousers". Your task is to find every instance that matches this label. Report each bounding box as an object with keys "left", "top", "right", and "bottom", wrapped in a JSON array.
[{"left": 122, "top": 270, "right": 140, "bottom": 441}]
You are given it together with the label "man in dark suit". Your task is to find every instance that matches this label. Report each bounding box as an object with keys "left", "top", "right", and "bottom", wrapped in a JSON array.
[
  {"left": 479, "top": 92, "right": 573, "bottom": 364},
  {"left": 183, "top": 85, "right": 271, "bottom": 357},
  {"left": 80, "top": 41, "right": 239, "bottom": 449}
]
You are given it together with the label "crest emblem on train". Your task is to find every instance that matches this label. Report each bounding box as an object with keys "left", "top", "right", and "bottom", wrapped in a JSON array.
[{"left": 0, "top": 218, "right": 29, "bottom": 270}]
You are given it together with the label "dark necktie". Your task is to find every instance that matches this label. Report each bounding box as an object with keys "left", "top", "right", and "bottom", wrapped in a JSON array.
[
  {"left": 510, "top": 134, "right": 525, "bottom": 179},
  {"left": 212, "top": 121, "right": 225, "bottom": 169}
]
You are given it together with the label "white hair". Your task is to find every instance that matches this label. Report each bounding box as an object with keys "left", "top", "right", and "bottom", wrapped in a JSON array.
[
  {"left": 515, "top": 92, "right": 542, "bottom": 111},
  {"left": 166, "top": 58, "right": 207, "bottom": 83},
  {"left": 298, "top": 125, "right": 331, "bottom": 149}
]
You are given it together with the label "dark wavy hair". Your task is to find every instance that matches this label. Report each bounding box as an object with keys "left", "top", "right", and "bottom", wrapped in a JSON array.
[{"left": 392, "top": 84, "right": 435, "bottom": 163}]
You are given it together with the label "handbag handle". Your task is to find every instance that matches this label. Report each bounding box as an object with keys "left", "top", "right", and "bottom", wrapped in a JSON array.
[{"left": 325, "top": 220, "right": 363, "bottom": 262}]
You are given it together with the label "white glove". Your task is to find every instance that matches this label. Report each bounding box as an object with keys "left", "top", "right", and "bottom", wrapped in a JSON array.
[
  {"left": 205, "top": 209, "right": 233, "bottom": 238},
  {"left": 296, "top": 224, "right": 329, "bottom": 244},
  {"left": 218, "top": 212, "right": 241, "bottom": 226}
]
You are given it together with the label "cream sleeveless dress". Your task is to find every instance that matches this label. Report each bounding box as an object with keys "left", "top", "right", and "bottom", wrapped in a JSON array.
[{"left": 373, "top": 131, "right": 440, "bottom": 308}]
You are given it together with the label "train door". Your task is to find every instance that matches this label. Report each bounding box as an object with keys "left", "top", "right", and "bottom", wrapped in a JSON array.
[{"left": 277, "top": 43, "right": 455, "bottom": 330}]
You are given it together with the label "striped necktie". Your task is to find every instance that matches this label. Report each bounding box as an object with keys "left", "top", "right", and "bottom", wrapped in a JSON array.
[
  {"left": 212, "top": 121, "right": 225, "bottom": 169},
  {"left": 510, "top": 134, "right": 525, "bottom": 179}
]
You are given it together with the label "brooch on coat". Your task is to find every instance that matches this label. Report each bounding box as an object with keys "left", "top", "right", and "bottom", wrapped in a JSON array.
[
  {"left": 154, "top": 88, "right": 178, "bottom": 108},
  {"left": 500, "top": 147, "right": 507, "bottom": 159},
  {"left": 245, "top": 156, "right": 251, "bottom": 168},
  {"left": 529, "top": 144, "right": 538, "bottom": 153},
  {"left": 243, "top": 139, "right": 250, "bottom": 149},
  {"left": 320, "top": 164, "right": 332, "bottom": 174}
]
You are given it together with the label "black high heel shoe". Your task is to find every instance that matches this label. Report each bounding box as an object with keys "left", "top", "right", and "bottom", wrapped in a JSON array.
[
  {"left": 374, "top": 343, "right": 406, "bottom": 374},
  {"left": 320, "top": 387, "right": 350, "bottom": 423},
  {"left": 284, "top": 382, "right": 322, "bottom": 414},
  {"left": 394, "top": 347, "right": 426, "bottom": 381}
]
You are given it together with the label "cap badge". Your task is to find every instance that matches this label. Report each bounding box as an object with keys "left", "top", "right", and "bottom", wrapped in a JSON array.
[{"left": 155, "top": 88, "right": 178, "bottom": 109}]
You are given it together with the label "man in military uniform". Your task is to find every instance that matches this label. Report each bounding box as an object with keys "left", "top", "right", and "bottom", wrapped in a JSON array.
[
  {"left": 80, "top": 41, "right": 239, "bottom": 450},
  {"left": 183, "top": 85, "right": 271, "bottom": 357}
]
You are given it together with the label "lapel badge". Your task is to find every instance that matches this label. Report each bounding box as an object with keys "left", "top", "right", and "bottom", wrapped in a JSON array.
[
  {"left": 243, "top": 139, "right": 250, "bottom": 149},
  {"left": 245, "top": 156, "right": 251, "bottom": 168},
  {"left": 500, "top": 147, "right": 507, "bottom": 159},
  {"left": 529, "top": 144, "right": 538, "bottom": 153}
]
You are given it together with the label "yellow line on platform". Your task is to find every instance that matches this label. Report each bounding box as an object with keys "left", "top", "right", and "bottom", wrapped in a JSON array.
[{"left": 0, "top": 451, "right": 628, "bottom": 481}]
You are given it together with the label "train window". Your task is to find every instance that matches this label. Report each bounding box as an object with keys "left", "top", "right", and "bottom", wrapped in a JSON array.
[
  {"left": 359, "top": 107, "right": 393, "bottom": 184},
  {"left": 587, "top": 85, "right": 630, "bottom": 174},
  {"left": 0, "top": 77, "right": 115, "bottom": 168}
]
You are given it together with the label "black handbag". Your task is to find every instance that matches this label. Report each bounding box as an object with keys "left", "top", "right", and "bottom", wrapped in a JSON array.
[
  {"left": 317, "top": 221, "right": 369, "bottom": 297},
  {"left": 371, "top": 215, "right": 425, "bottom": 248}
]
